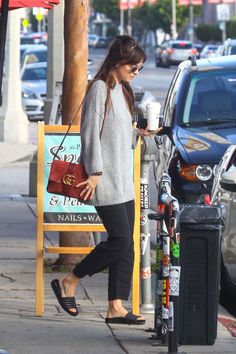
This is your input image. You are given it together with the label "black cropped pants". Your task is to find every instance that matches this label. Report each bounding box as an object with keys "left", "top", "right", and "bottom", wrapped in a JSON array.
[{"left": 72, "top": 200, "right": 135, "bottom": 301}]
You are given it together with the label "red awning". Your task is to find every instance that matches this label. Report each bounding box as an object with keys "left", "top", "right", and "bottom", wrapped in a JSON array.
[{"left": 0, "top": 1, "right": 60, "bottom": 9}]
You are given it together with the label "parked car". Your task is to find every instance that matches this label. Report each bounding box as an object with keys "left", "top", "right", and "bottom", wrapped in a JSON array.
[
  {"left": 88, "top": 34, "right": 108, "bottom": 48},
  {"left": 21, "top": 44, "right": 47, "bottom": 68},
  {"left": 155, "top": 55, "right": 236, "bottom": 203},
  {"left": 20, "top": 32, "right": 47, "bottom": 45},
  {"left": 21, "top": 62, "right": 47, "bottom": 121},
  {"left": 20, "top": 44, "right": 30, "bottom": 63},
  {"left": 200, "top": 44, "right": 219, "bottom": 59},
  {"left": 211, "top": 144, "right": 236, "bottom": 309},
  {"left": 221, "top": 38, "right": 236, "bottom": 56},
  {"left": 193, "top": 42, "right": 204, "bottom": 58},
  {"left": 215, "top": 44, "right": 224, "bottom": 57},
  {"left": 155, "top": 40, "right": 198, "bottom": 68}
]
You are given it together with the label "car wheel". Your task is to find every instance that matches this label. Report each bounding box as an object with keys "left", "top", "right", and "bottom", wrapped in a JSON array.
[
  {"left": 220, "top": 258, "right": 236, "bottom": 314},
  {"left": 162, "top": 59, "right": 170, "bottom": 68}
]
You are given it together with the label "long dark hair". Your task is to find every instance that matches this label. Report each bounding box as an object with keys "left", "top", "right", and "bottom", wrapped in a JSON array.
[{"left": 87, "top": 35, "right": 146, "bottom": 115}]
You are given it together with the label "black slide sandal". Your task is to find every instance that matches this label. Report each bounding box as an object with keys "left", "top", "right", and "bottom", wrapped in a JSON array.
[
  {"left": 105, "top": 312, "right": 145, "bottom": 325},
  {"left": 51, "top": 279, "right": 79, "bottom": 317}
]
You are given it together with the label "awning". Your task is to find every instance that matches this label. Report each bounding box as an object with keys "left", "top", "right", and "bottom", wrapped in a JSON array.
[{"left": 0, "top": 1, "right": 60, "bottom": 9}]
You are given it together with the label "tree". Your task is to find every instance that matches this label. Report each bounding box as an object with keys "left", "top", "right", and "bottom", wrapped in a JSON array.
[
  {"left": 195, "top": 24, "right": 221, "bottom": 43},
  {"left": 132, "top": 1, "right": 189, "bottom": 39},
  {"left": 227, "top": 19, "right": 236, "bottom": 38},
  {"left": 92, "top": 0, "right": 120, "bottom": 23},
  {"left": 57, "top": 0, "right": 93, "bottom": 269}
]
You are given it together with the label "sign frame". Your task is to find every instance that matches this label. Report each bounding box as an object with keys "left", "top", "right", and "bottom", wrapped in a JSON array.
[{"left": 36, "top": 122, "right": 141, "bottom": 317}]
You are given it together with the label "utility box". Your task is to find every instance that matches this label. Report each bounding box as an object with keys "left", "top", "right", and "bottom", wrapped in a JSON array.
[{"left": 179, "top": 205, "right": 224, "bottom": 345}]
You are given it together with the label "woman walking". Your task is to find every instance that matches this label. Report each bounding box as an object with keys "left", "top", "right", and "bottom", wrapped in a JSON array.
[{"left": 51, "top": 35, "right": 161, "bottom": 325}]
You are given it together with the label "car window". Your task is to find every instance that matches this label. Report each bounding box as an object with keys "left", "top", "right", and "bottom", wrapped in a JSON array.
[
  {"left": 229, "top": 46, "right": 236, "bottom": 55},
  {"left": 226, "top": 150, "right": 236, "bottom": 171},
  {"left": 20, "top": 37, "right": 35, "bottom": 45},
  {"left": 163, "top": 68, "right": 187, "bottom": 126},
  {"left": 22, "top": 67, "right": 47, "bottom": 81},
  {"left": 172, "top": 42, "right": 192, "bottom": 49},
  {"left": 24, "top": 50, "right": 47, "bottom": 65},
  {"left": 182, "top": 70, "right": 236, "bottom": 125}
]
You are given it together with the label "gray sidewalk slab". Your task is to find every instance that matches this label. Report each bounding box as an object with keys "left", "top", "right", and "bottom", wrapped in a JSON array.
[
  {"left": 0, "top": 142, "right": 36, "bottom": 167},
  {"left": 0, "top": 142, "right": 236, "bottom": 354}
]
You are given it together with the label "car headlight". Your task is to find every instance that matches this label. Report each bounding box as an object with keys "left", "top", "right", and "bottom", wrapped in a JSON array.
[
  {"left": 178, "top": 163, "right": 213, "bottom": 181},
  {"left": 22, "top": 89, "right": 37, "bottom": 99},
  {"left": 196, "top": 165, "right": 213, "bottom": 181}
]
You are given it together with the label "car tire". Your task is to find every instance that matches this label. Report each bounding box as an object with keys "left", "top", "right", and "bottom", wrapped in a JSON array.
[
  {"left": 162, "top": 59, "right": 170, "bottom": 68},
  {"left": 155, "top": 60, "right": 162, "bottom": 68},
  {"left": 220, "top": 258, "right": 236, "bottom": 313}
]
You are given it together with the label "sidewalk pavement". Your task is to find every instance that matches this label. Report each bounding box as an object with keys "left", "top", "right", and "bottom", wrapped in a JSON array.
[{"left": 0, "top": 141, "right": 236, "bottom": 354}]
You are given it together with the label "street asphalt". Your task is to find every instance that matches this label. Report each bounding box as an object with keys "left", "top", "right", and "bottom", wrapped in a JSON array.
[{"left": 0, "top": 140, "right": 236, "bottom": 354}]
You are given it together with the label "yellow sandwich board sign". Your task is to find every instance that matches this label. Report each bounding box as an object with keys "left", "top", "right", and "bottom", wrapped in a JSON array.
[{"left": 36, "top": 123, "right": 141, "bottom": 316}]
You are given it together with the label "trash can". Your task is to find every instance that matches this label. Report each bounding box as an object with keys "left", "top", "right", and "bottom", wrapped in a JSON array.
[{"left": 179, "top": 205, "right": 224, "bottom": 345}]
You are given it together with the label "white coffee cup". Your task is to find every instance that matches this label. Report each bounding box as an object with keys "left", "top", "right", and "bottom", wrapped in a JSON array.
[{"left": 146, "top": 102, "right": 161, "bottom": 131}]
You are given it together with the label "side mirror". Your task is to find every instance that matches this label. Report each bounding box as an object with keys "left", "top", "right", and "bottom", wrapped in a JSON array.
[
  {"left": 220, "top": 168, "right": 236, "bottom": 192},
  {"left": 156, "top": 125, "right": 172, "bottom": 139},
  {"left": 159, "top": 114, "right": 164, "bottom": 127}
]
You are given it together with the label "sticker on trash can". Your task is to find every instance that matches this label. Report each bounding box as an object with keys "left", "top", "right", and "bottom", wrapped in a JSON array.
[{"left": 170, "top": 266, "right": 181, "bottom": 296}]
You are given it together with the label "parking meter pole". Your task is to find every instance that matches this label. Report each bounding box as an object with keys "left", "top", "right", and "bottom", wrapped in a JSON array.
[
  {"left": 140, "top": 164, "right": 154, "bottom": 313},
  {"left": 154, "top": 203, "right": 165, "bottom": 339},
  {"left": 140, "top": 136, "right": 158, "bottom": 313},
  {"left": 168, "top": 199, "right": 180, "bottom": 353}
]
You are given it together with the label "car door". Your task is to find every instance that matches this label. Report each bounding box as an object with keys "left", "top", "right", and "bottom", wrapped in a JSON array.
[
  {"left": 159, "top": 67, "right": 188, "bottom": 174},
  {"left": 212, "top": 145, "right": 236, "bottom": 284}
]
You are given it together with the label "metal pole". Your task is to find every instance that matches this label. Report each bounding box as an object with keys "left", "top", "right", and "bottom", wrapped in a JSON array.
[
  {"left": 172, "top": 0, "right": 177, "bottom": 40},
  {"left": 127, "top": 0, "right": 132, "bottom": 36},
  {"left": 189, "top": 0, "right": 194, "bottom": 42},
  {"left": 148, "top": 203, "right": 165, "bottom": 341},
  {"left": 168, "top": 199, "right": 180, "bottom": 353},
  {"left": 140, "top": 162, "right": 155, "bottom": 313},
  {"left": 140, "top": 136, "right": 158, "bottom": 313},
  {"left": 0, "top": 0, "right": 9, "bottom": 106},
  {"left": 120, "top": 8, "right": 124, "bottom": 35},
  {"left": 222, "top": 21, "right": 226, "bottom": 43}
]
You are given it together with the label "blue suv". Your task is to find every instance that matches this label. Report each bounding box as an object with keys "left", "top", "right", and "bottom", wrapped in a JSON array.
[{"left": 156, "top": 55, "right": 236, "bottom": 203}]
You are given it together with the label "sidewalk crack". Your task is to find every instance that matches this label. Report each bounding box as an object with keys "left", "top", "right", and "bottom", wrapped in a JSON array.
[
  {"left": 26, "top": 202, "right": 54, "bottom": 246},
  {"left": 0, "top": 273, "right": 16, "bottom": 282},
  {"left": 105, "top": 322, "right": 129, "bottom": 354},
  {"left": 80, "top": 282, "right": 129, "bottom": 353}
]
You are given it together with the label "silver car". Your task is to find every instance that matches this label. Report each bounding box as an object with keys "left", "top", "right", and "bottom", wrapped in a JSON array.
[
  {"left": 21, "top": 62, "right": 47, "bottom": 121},
  {"left": 211, "top": 144, "right": 236, "bottom": 309},
  {"left": 156, "top": 40, "right": 198, "bottom": 68}
]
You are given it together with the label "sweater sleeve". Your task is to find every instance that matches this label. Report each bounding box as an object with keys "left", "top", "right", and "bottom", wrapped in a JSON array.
[{"left": 80, "top": 80, "right": 107, "bottom": 175}]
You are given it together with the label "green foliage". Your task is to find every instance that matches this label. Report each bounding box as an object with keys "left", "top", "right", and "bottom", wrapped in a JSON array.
[
  {"left": 226, "top": 19, "right": 236, "bottom": 38},
  {"left": 92, "top": 0, "right": 199, "bottom": 39},
  {"left": 92, "top": 0, "right": 120, "bottom": 23},
  {"left": 106, "top": 25, "right": 118, "bottom": 38},
  {"left": 132, "top": 1, "right": 189, "bottom": 35},
  {"left": 195, "top": 24, "right": 221, "bottom": 42}
]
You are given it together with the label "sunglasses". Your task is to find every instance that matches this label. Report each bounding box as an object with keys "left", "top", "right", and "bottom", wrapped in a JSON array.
[{"left": 130, "top": 65, "right": 144, "bottom": 73}]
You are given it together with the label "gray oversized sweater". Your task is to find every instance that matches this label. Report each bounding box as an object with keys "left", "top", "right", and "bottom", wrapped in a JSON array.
[{"left": 80, "top": 79, "right": 136, "bottom": 206}]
